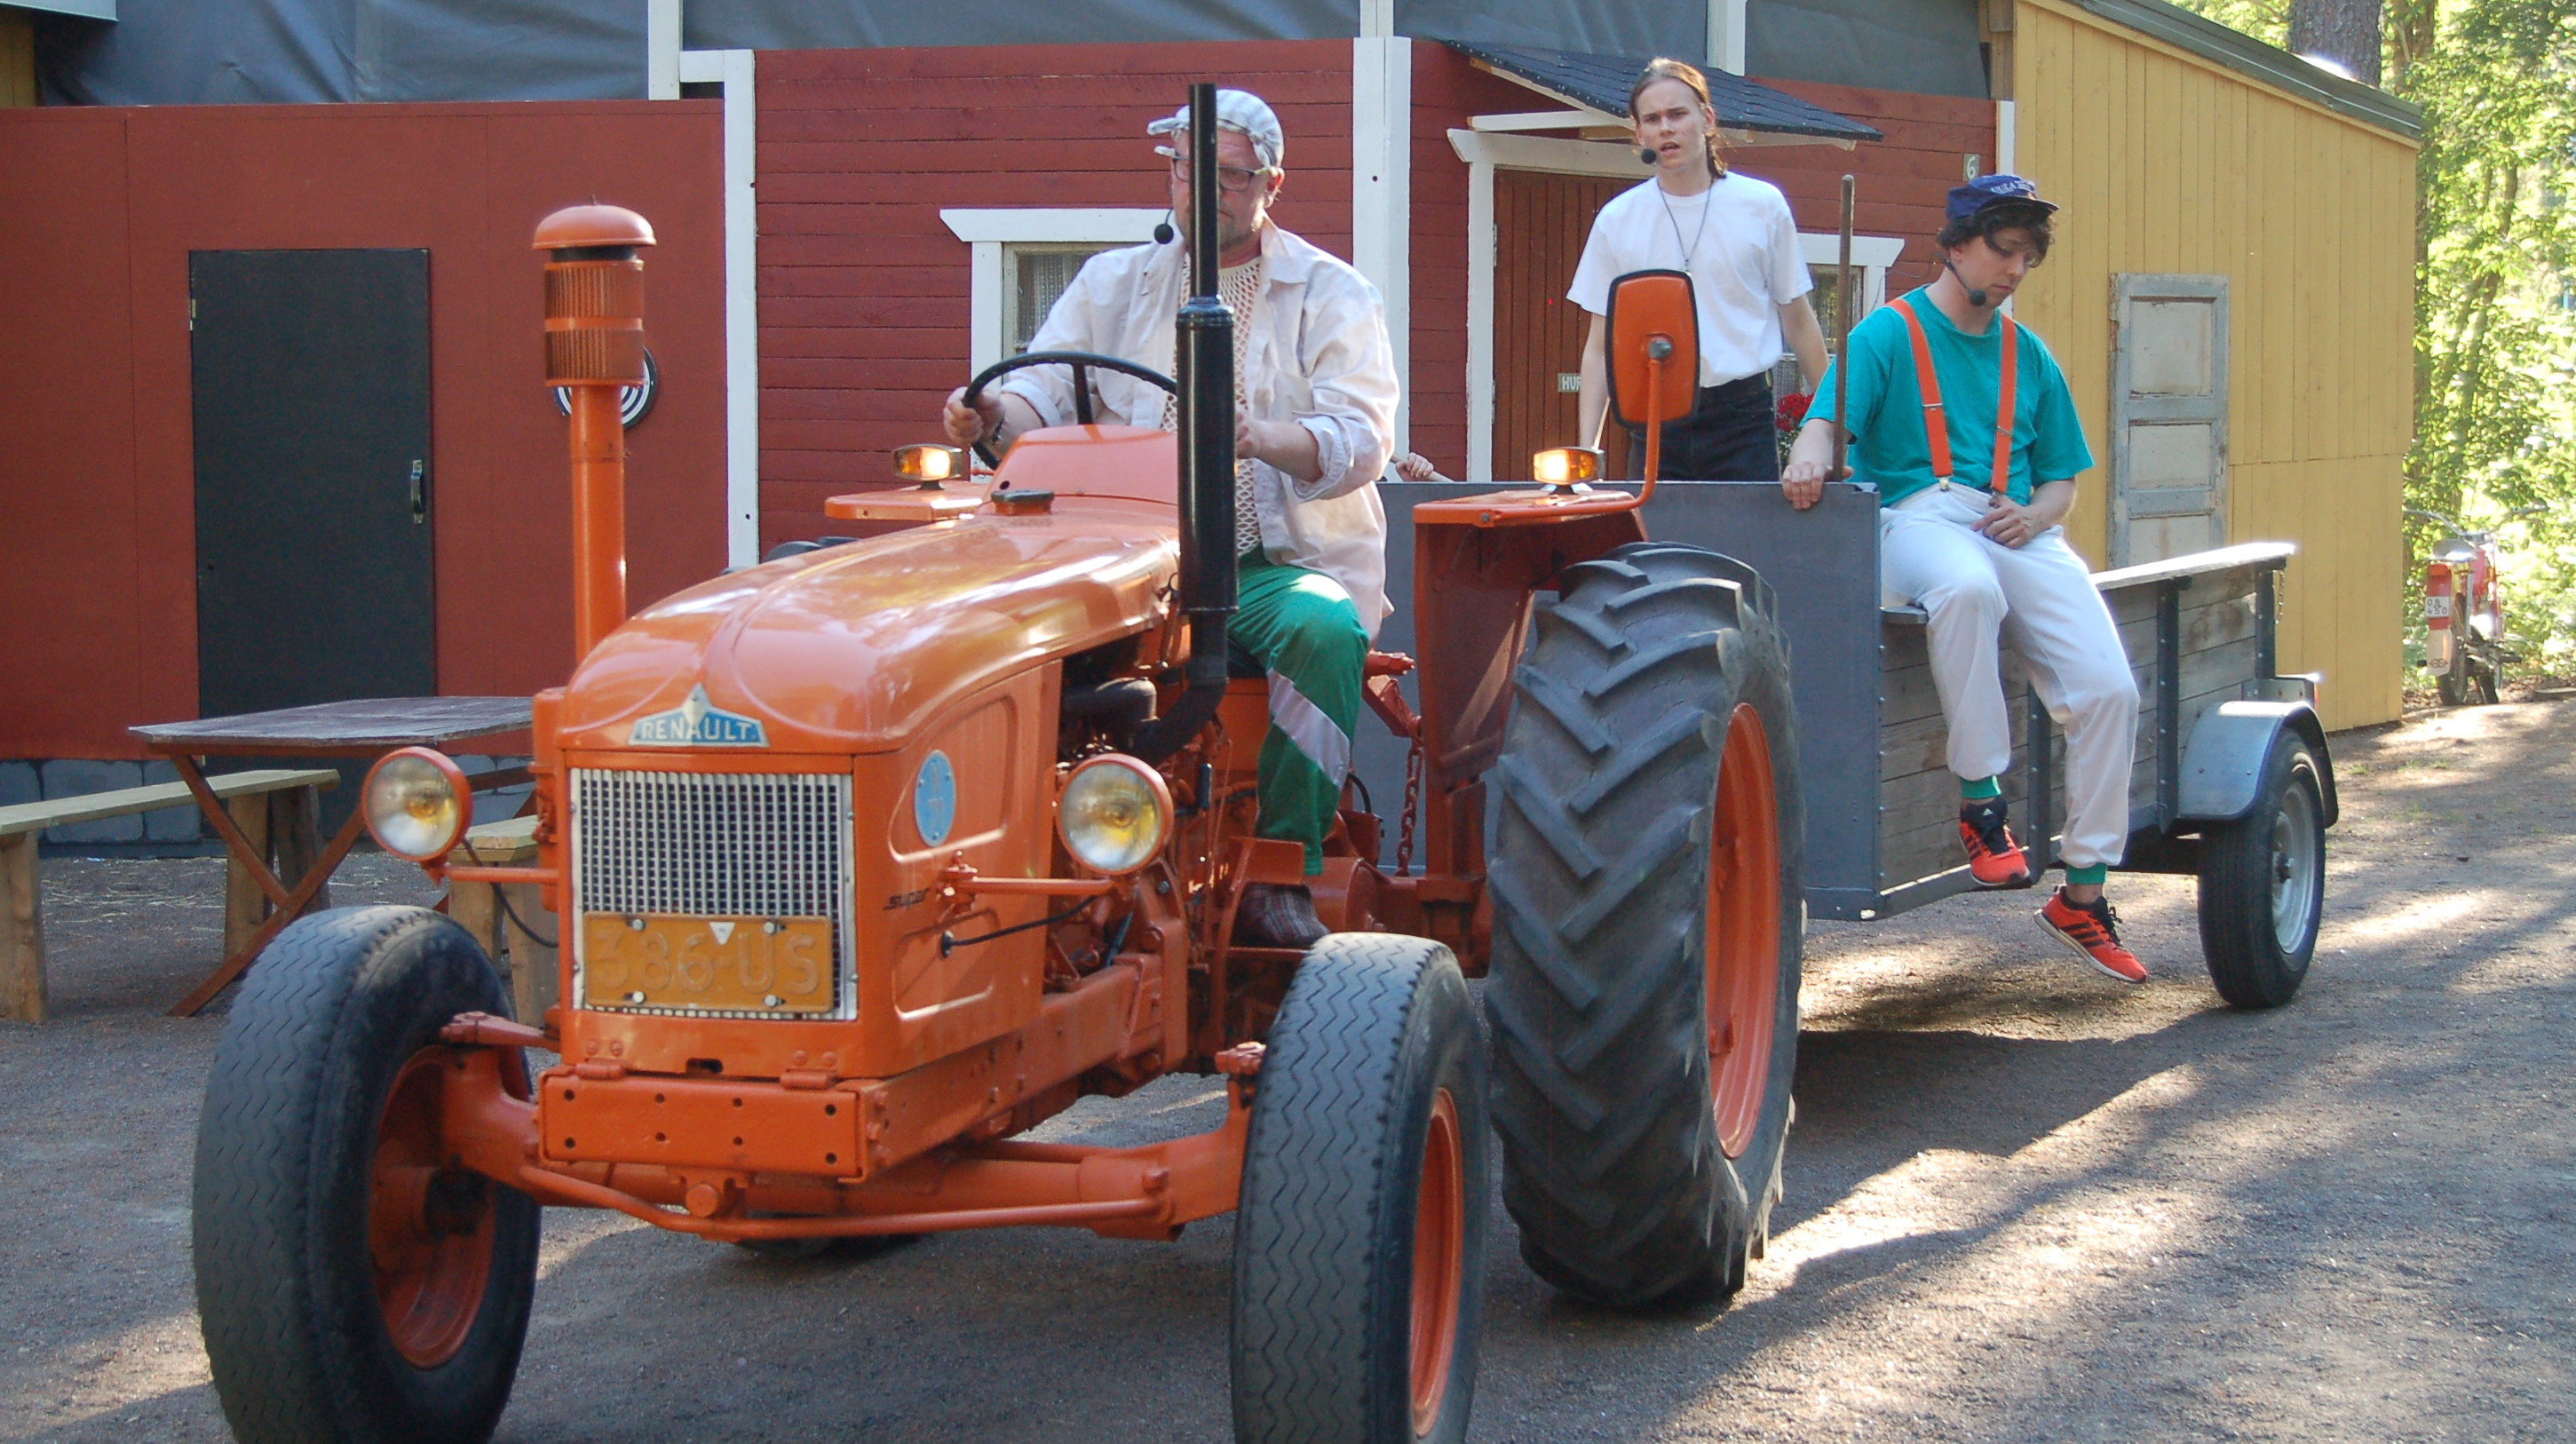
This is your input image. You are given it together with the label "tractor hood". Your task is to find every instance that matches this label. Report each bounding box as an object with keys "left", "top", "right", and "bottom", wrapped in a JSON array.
[{"left": 556, "top": 501, "right": 1177, "bottom": 755}]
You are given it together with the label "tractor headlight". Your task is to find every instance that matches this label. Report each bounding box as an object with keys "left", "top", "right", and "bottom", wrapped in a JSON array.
[
  {"left": 1532, "top": 447, "right": 1602, "bottom": 487},
  {"left": 893, "top": 442, "right": 969, "bottom": 487},
  {"left": 1056, "top": 755, "right": 1172, "bottom": 876},
  {"left": 364, "top": 748, "right": 471, "bottom": 862}
]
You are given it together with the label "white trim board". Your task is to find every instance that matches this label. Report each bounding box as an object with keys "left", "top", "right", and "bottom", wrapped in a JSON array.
[
  {"left": 679, "top": 48, "right": 757, "bottom": 568},
  {"left": 1351, "top": 36, "right": 1413, "bottom": 453},
  {"left": 647, "top": 0, "right": 680, "bottom": 99},
  {"left": 939, "top": 209, "right": 1165, "bottom": 377},
  {"left": 1709, "top": 0, "right": 1748, "bottom": 74}
]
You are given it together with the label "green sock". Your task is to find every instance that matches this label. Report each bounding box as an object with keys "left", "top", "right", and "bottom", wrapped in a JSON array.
[
  {"left": 2065, "top": 863, "right": 2108, "bottom": 886},
  {"left": 1959, "top": 774, "right": 2003, "bottom": 801}
]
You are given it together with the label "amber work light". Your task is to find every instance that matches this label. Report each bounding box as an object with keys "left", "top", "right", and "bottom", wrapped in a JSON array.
[{"left": 535, "top": 203, "right": 656, "bottom": 658}]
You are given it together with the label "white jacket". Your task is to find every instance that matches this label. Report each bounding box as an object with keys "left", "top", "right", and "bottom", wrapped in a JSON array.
[{"left": 998, "top": 223, "right": 1399, "bottom": 636}]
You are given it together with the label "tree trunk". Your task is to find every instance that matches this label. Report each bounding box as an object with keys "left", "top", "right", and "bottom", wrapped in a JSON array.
[{"left": 2287, "top": 0, "right": 2382, "bottom": 86}]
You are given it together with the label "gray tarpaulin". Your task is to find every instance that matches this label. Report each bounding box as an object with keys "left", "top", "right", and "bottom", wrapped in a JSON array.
[
  {"left": 1748, "top": 0, "right": 1988, "bottom": 99},
  {"left": 36, "top": 0, "right": 1982, "bottom": 107},
  {"left": 679, "top": 0, "right": 1705, "bottom": 56},
  {"left": 37, "top": 0, "right": 646, "bottom": 104}
]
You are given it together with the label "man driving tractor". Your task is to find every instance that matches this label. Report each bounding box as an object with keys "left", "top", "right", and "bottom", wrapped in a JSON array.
[{"left": 942, "top": 87, "right": 1400, "bottom": 951}]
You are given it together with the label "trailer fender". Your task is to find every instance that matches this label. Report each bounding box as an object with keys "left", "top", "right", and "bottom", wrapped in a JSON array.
[{"left": 2176, "top": 700, "right": 2338, "bottom": 828}]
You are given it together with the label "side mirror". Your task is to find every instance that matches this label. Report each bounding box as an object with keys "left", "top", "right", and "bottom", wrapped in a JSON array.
[{"left": 1604, "top": 270, "right": 1698, "bottom": 489}]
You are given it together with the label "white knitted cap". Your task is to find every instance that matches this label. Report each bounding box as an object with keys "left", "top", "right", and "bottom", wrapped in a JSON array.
[{"left": 1145, "top": 88, "right": 1285, "bottom": 171}]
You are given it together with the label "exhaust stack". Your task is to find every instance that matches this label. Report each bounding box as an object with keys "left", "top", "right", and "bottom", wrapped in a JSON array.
[
  {"left": 1133, "top": 83, "right": 1240, "bottom": 763},
  {"left": 535, "top": 204, "right": 656, "bottom": 659}
]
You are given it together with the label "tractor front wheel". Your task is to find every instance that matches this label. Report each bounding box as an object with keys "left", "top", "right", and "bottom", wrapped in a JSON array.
[
  {"left": 1232, "top": 933, "right": 1490, "bottom": 1444},
  {"left": 1485, "top": 542, "right": 1804, "bottom": 1309},
  {"left": 194, "top": 906, "right": 540, "bottom": 1444}
]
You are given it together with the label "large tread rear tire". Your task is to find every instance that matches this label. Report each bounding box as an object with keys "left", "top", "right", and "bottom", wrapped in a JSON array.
[
  {"left": 2197, "top": 733, "right": 2326, "bottom": 1009},
  {"left": 1486, "top": 541, "right": 1803, "bottom": 1310},
  {"left": 194, "top": 905, "right": 540, "bottom": 1444},
  {"left": 1232, "top": 933, "right": 1491, "bottom": 1444}
]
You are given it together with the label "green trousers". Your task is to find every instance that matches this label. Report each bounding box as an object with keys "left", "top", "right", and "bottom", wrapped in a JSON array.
[{"left": 1228, "top": 556, "right": 1367, "bottom": 877}]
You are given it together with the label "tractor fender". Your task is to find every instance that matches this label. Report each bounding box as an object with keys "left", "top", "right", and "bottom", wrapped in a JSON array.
[{"left": 2176, "top": 699, "right": 2339, "bottom": 828}]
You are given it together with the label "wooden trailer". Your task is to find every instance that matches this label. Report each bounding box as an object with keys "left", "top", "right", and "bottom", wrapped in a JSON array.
[{"left": 1370, "top": 480, "right": 2337, "bottom": 1006}]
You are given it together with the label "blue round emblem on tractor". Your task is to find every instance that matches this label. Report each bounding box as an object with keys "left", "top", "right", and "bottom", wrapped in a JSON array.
[{"left": 914, "top": 750, "right": 957, "bottom": 846}]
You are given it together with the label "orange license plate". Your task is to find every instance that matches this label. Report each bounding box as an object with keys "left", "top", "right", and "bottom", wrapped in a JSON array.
[{"left": 580, "top": 914, "right": 836, "bottom": 1013}]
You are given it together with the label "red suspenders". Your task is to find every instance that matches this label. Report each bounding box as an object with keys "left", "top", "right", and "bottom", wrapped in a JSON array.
[{"left": 1888, "top": 295, "right": 2018, "bottom": 495}]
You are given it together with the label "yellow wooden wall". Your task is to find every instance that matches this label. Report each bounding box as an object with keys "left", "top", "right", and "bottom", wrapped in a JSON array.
[
  {"left": 0, "top": 8, "right": 36, "bottom": 108},
  {"left": 2012, "top": 0, "right": 2417, "bottom": 729}
]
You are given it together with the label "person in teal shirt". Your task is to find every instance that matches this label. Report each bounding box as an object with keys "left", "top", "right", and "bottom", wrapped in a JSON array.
[{"left": 1782, "top": 175, "right": 2148, "bottom": 983}]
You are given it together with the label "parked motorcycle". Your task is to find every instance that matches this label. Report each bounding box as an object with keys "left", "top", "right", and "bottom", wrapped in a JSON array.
[{"left": 2408, "top": 505, "right": 2542, "bottom": 706}]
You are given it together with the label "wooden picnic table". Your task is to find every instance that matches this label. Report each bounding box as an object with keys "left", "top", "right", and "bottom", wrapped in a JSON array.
[{"left": 131, "top": 696, "right": 533, "bottom": 1016}]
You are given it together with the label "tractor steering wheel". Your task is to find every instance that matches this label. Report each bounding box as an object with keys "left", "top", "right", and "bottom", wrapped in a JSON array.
[{"left": 963, "top": 351, "right": 1178, "bottom": 466}]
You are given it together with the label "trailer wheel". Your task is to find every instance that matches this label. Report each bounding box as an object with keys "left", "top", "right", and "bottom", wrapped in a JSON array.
[
  {"left": 1484, "top": 541, "right": 1803, "bottom": 1310},
  {"left": 2197, "top": 732, "right": 2327, "bottom": 1009},
  {"left": 1233, "top": 934, "right": 1490, "bottom": 1444},
  {"left": 194, "top": 906, "right": 539, "bottom": 1444}
]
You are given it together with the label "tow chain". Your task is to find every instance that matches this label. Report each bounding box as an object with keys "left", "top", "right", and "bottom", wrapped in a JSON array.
[{"left": 1395, "top": 734, "right": 1424, "bottom": 876}]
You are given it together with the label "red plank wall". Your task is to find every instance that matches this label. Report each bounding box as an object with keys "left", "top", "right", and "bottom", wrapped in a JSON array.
[
  {"left": 754, "top": 42, "right": 1357, "bottom": 549},
  {"left": 0, "top": 102, "right": 725, "bottom": 759}
]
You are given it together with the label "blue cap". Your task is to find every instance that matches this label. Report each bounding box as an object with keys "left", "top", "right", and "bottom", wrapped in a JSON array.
[{"left": 1946, "top": 173, "right": 2057, "bottom": 223}]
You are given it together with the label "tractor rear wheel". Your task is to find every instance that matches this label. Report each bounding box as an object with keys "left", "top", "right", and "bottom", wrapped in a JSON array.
[
  {"left": 1485, "top": 542, "right": 1803, "bottom": 1310},
  {"left": 1232, "top": 933, "right": 1490, "bottom": 1444},
  {"left": 194, "top": 906, "right": 540, "bottom": 1444}
]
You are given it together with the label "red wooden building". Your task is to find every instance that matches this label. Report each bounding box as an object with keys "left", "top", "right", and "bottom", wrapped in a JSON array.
[{"left": 0, "top": 37, "right": 1978, "bottom": 837}]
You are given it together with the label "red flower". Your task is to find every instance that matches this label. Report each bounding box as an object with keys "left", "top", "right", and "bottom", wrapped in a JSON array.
[{"left": 1775, "top": 391, "right": 1812, "bottom": 432}]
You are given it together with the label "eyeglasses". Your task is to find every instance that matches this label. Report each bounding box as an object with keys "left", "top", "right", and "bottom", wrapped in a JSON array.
[{"left": 1161, "top": 154, "right": 1272, "bottom": 194}]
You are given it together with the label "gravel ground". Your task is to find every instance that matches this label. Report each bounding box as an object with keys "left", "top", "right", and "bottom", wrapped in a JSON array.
[{"left": 2, "top": 702, "right": 2570, "bottom": 1443}]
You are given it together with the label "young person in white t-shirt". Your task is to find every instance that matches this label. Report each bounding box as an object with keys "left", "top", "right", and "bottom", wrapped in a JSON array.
[{"left": 1567, "top": 58, "right": 1829, "bottom": 481}]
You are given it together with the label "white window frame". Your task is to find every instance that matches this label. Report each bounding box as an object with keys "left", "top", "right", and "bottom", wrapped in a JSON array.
[
  {"left": 940, "top": 210, "right": 1167, "bottom": 377},
  {"left": 678, "top": 47, "right": 757, "bottom": 568},
  {"left": 1800, "top": 233, "right": 1904, "bottom": 317}
]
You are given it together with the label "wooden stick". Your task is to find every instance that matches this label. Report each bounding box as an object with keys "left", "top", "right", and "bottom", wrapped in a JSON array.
[{"left": 1833, "top": 174, "right": 1856, "bottom": 482}]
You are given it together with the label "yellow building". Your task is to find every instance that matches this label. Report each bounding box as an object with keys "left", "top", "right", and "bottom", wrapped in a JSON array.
[
  {"left": 1994, "top": 0, "right": 2420, "bottom": 729},
  {"left": 2, "top": 6, "right": 38, "bottom": 107}
]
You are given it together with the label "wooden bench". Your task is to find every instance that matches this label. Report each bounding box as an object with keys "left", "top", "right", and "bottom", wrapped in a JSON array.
[
  {"left": 0, "top": 767, "right": 339, "bottom": 1022},
  {"left": 444, "top": 813, "right": 559, "bottom": 1026}
]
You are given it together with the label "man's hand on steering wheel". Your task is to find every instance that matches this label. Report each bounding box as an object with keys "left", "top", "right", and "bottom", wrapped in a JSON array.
[{"left": 943, "top": 386, "right": 1003, "bottom": 449}]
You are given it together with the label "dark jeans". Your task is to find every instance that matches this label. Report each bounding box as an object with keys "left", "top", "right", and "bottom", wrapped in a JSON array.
[{"left": 1623, "top": 372, "right": 1780, "bottom": 482}]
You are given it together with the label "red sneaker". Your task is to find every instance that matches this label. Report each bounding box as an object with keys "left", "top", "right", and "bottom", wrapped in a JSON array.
[
  {"left": 1958, "top": 799, "right": 2033, "bottom": 888},
  {"left": 2038, "top": 890, "right": 2148, "bottom": 983}
]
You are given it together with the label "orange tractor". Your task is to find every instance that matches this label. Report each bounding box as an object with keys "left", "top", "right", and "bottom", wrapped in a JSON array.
[{"left": 191, "top": 86, "right": 1803, "bottom": 1444}]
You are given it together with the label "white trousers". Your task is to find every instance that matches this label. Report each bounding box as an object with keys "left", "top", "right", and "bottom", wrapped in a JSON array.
[{"left": 1881, "top": 487, "right": 2140, "bottom": 869}]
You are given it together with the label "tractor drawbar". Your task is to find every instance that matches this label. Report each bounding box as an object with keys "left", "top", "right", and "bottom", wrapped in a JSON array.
[{"left": 1133, "top": 82, "right": 1239, "bottom": 764}]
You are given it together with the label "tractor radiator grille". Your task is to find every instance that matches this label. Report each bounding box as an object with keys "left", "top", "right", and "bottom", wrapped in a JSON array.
[{"left": 567, "top": 768, "right": 854, "bottom": 1019}]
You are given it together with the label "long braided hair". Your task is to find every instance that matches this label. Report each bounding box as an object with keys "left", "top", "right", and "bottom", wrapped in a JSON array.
[{"left": 1628, "top": 57, "right": 1729, "bottom": 179}]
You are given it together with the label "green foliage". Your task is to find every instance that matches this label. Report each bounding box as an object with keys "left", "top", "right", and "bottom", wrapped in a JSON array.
[{"left": 2176, "top": 0, "right": 2576, "bottom": 677}]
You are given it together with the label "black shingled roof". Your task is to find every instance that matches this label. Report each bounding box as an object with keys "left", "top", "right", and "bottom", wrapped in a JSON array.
[{"left": 1442, "top": 40, "right": 1882, "bottom": 144}]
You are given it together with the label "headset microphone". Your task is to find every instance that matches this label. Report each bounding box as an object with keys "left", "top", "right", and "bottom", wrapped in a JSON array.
[
  {"left": 1153, "top": 209, "right": 1176, "bottom": 244},
  {"left": 1638, "top": 147, "right": 1659, "bottom": 165},
  {"left": 1943, "top": 258, "right": 1989, "bottom": 308}
]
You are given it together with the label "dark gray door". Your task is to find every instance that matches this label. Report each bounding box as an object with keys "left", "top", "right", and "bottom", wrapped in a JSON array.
[{"left": 192, "top": 249, "right": 434, "bottom": 718}]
